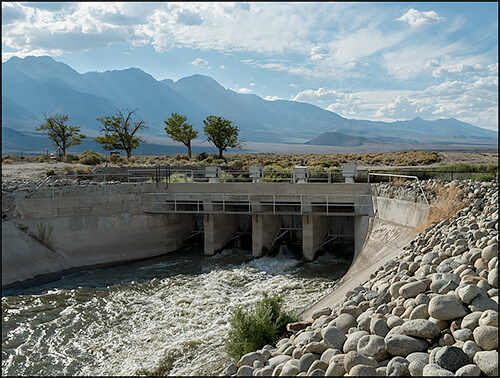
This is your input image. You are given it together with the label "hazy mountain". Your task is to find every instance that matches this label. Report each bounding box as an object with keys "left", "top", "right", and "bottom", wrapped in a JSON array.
[
  {"left": 2, "top": 55, "right": 497, "bottom": 154},
  {"left": 306, "top": 132, "right": 367, "bottom": 147}
]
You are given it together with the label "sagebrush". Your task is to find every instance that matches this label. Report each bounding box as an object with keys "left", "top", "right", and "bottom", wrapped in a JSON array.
[{"left": 226, "top": 293, "right": 299, "bottom": 360}]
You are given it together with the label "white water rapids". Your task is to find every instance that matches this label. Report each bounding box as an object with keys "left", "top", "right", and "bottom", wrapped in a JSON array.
[{"left": 2, "top": 248, "right": 351, "bottom": 376}]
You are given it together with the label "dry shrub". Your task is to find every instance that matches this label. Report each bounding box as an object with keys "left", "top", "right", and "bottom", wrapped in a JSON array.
[
  {"left": 391, "top": 177, "right": 408, "bottom": 186},
  {"left": 415, "top": 183, "right": 468, "bottom": 233}
]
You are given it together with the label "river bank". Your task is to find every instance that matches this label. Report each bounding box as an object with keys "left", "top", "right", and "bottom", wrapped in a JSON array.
[{"left": 222, "top": 178, "right": 498, "bottom": 376}]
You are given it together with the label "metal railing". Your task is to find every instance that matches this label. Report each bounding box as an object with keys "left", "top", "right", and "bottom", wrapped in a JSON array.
[
  {"left": 24, "top": 171, "right": 168, "bottom": 198},
  {"left": 368, "top": 173, "right": 429, "bottom": 205},
  {"left": 140, "top": 192, "right": 372, "bottom": 215}
]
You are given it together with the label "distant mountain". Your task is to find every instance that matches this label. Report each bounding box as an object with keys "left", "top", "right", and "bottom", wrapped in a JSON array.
[
  {"left": 2, "top": 55, "right": 497, "bottom": 154},
  {"left": 306, "top": 132, "right": 367, "bottom": 147}
]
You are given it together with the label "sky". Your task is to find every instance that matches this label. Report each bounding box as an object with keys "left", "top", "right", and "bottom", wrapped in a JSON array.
[{"left": 2, "top": 2, "right": 498, "bottom": 131}]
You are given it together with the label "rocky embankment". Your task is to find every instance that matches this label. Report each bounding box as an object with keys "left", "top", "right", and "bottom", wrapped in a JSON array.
[{"left": 222, "top": 179, "right": 498, "bottom": 377}]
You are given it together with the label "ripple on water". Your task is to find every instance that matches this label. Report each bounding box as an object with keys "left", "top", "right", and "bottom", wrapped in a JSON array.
[{"left": 2, "top": 248, "right": 349, "bottom": 376}]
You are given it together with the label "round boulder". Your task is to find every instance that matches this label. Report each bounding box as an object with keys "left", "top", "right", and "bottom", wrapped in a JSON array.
[
  {"left": 473, "top": 326, "right": 498, "bottom": 351},
  {"left": 457, "top": 284, "right": 483, "bottom": 304},
  {"left": 454, "top": 364, "right": 481, "bottom": 376},
  {"left": 470, "top": 296, "right": 498, "bottom": 312},
  {"left": 343, "top": 331, "right": 369, "bottom": 354},
  {"left": 422, "top": 363, "right": 454, "bottom": 376},
  {"left": 357, "top": 334, "right": 389, "bottom": 362},
  {"left": 311, "top": 307, "right": 331, "bottom": 320},
  {"left": 343, "top": 351, "right": 377, "bottom": 373},
  {"left": 428, "top": 294, "right": 468, "bottom": 320},
  {"left": 333, "top": 313, "right": 357, "bottom": 333},
  {"left": 399, "top": 281, "right": 427, "bottom": 298},
  {"left": 386, "top": 356, "right": 410, "bottom": 376},
  {"left": 473, "top": 350, "right": 499, "bottom": 376},
  {"left": 298, "top": 352, "right": 319, "bottom": 373},
  {"left": 478, "top": 309, "right": 498, "bottom": 327},
  {"left": 321, "top": 326, "right": 347, "bottom": 350},
  {"left": 401, "top": 319, "right": 441, "bottom": 340},
  {"left": 385, "top": 334, "right": 429, "bottom": 357},
  {"left": 434, "top": 346, "right": 469, "bottom": 372}
]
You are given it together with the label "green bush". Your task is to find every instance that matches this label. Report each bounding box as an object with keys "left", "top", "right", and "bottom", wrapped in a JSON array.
[
  {"left": 195, "top": 152, "right": 208, "bottom": 161},
  {"left": 466, "top": 173, "right": 496, "bottom": 182},
  {"left": 435, "top": 162, "right": 498, "bottom": 173},
  {"left": 320, "top": 159, "right": 339, "bottom": 168},
  {"left": 63, "top": 165, "right": 74, "bottom": 175},
  {"left": 63, "top": 154, "right": 79, "bottom": 162},
  {"left": 75, "top": 167, "right": 93, "bottom": 180},
  {"left": 109, "top": 153, "right": 120, "bottom": 163},
  {"left": 45, "top": 168, "right": 56, "bottom": 177},
  {"left": 226, "top": 293, "right": 299, "bottom": 360},
  {"left": 79, "top": 150, "right": 104, "bottom": 165}
]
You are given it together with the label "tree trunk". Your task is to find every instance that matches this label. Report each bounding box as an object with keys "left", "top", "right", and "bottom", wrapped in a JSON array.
[
  {"left": 187, "top": 142, "right": 192, "bottom": 159},
  {"left": 127, "top": 149, "right": 132, "bottom": 159},
  {"left": 218, "top": 148, "right": 224, "bottom": 159}
]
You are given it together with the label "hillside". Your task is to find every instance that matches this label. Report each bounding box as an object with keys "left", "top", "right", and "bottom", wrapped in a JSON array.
[{"left": 2, "top": 56, "right": 497, "bottom": 154}]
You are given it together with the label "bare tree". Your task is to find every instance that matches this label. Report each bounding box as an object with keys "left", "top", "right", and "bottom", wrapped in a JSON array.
[{"left": 95, "top": 108, "right": 147, "bottom": 158}]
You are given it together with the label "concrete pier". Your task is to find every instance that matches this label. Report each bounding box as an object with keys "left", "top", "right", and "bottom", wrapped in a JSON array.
[
  {"left": 252, "top": 214, "right": 280, "bottom": 258},
  {"left": 302, "top": 215, "right": 329, "bottom": 261},
  {"left": 203, "top": 214, "right": 238, "bottom": 256}
]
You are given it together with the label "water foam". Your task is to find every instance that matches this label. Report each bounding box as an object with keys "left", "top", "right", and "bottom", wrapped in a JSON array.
[{"left": 2, "top": 249, "right": 342, "bottom": 376}]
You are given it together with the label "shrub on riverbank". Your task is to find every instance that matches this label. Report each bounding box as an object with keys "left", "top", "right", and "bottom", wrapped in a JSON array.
[{"left": 226, "top": 293, "right": 299, "bottom": 360}]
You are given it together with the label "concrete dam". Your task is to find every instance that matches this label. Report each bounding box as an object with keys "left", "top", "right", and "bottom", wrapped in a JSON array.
[{"left": 2, "top": 167, "right": 431, "bottom": 293}]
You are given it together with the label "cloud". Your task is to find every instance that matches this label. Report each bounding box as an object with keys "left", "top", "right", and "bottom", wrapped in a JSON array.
[
  {"left": 264, "top": 95, "right": 283, "bottom": 101},
  {"left": 310, "top": 45, "right": 329, "bottom": 61},
  {"left": 382, "top": 39, "right": 469, "bottom": 80},
  {"left": 374, "top": 75, "right": 498, "bottom": 129},
  {"left": 237, "top": 88, "right": 253, "bottom": 94},
  {"left": 292, "top": 88, "right": 365, "bottom": 104},
  {"left": 345, "top": 58, "right": 368, "bottom": 70},
  {"left": 431, "top": 63, "right": 488, "bottom": 78},
  {"left": 326, "top": 102, "right": 364, "bottom": 116},
  {"left": 219, "top": 65, "right": 225, "bottom": 69},
  {"left": 290, "top": 83, "right": 298, "bottom": 88},
  {"left": 2, "top": 3, "right": 26, "bottom": 24},
  {"left": 397, "top": 8, "right": 445, "bottom": 26},
  {"left": 292, "top": 88, "right": 367, "bottom": 116},
  {"left": 175, "top": 9, "right": 203, "bottom": 26},
  {"left": 191, "top": 58, "right": 207, "bottom": 66}
]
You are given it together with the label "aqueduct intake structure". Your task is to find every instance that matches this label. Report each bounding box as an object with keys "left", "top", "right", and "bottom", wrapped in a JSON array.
[{"left": 2, "top": 166, "right": 431, "bottom": 292}]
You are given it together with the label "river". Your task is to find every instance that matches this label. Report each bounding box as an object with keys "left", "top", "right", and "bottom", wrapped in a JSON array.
[{"left": 2, "top": 246, "right": 352, "bottom": 376}]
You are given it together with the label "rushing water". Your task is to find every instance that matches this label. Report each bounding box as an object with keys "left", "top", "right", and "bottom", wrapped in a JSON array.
[{"left": 2, "top": 247, "right": 352, "bottom": 376}]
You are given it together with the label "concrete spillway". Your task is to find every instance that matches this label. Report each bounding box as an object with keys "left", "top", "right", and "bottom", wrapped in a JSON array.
[{"left": 2, "top": 182, "right": 430, "bottom": 292}]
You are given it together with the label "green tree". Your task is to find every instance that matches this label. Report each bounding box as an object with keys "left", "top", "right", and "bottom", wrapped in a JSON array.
[
  {"left": 36, "top": 113, "right": 86, "bottom": 157},
  {"left": 203, "top": 115, "right": 243, "bottom": 159},
  {"left": 95, "top": 108, "right": 147, "bottom": 158},
  {"left": 164, "top": 113, "right": 198, "bottom": 158}
]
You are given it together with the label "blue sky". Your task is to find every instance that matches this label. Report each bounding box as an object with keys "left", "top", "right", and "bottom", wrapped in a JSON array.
[{"left": 2, "top": 2, "right": 498, "bottom": 130}]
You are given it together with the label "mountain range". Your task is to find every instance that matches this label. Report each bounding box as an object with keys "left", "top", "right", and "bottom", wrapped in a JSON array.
[{"left": 2, "top": 56, "right": 497, "bottom": 155}]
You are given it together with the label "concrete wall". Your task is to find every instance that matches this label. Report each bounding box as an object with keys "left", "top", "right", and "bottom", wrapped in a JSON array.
[
  {"left": 2, "top": 182, "right": 429, "bottom": 291},
  {"left": 2, "top": 189, "right": 194, "bottom": 287},
  {"left": 302, "top": 197, "right": 430, "bottom": 320}
]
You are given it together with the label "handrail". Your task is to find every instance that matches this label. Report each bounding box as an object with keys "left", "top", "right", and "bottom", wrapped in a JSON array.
[
  {"left": 368, "top": 173, "right": 429, "bottom": 205},
  {"left": 140, "top": 192, "right": 372, "bottom": 215},
  {"left": 25, "top": 176, "right": 53, "bottom": 198}
]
